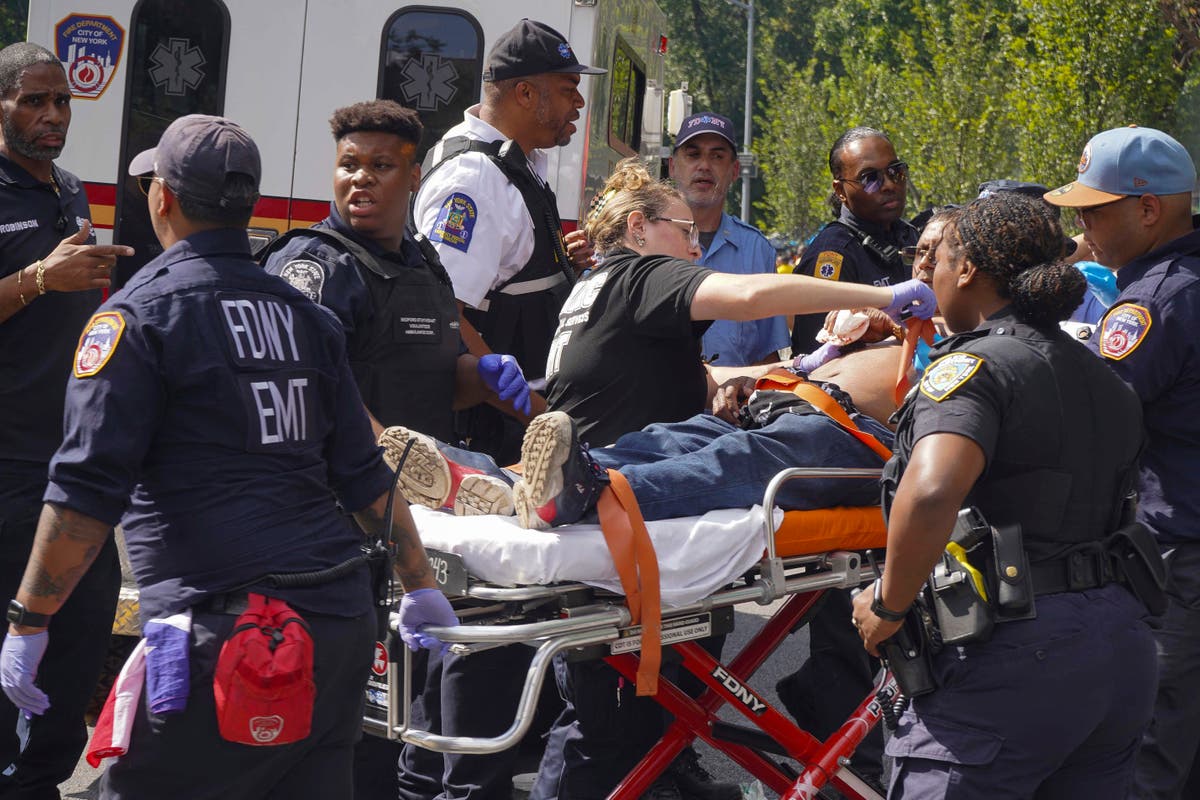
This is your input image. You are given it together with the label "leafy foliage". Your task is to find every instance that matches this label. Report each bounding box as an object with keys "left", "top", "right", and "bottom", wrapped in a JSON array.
[
  {"left": 0, "top": 0, "right": 27, "bottom": 48},
  {"left": 661, "top": 0, "right": 1199, "bottom": 236}
]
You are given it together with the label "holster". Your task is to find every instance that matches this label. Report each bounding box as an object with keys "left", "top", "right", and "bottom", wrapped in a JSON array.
[
  {"left": 927, "top": 508, "right": 995, "bottom": 644},
  {"left": 990, "top": 522, "right": 1035, "bottom": 621},
  {"left": 1105, "top": 522, "right": 1167, "bottom": 616},
  {"left": 881, "top": 603, "right": 938, "bottom": 698}
]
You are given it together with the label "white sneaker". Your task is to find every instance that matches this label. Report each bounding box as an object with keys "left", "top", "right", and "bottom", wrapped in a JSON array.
[{"left": 378, "top": 426, "right": 514, "bottom": 516}]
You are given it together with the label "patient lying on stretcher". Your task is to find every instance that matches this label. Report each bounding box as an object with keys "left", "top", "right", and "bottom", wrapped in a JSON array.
[{"left": 380, "top": 341, "right": 908, "bottom": 527}]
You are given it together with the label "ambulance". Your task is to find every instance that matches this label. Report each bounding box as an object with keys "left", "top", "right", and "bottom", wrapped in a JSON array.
[{"left": 27, "top": 0, "right": 670, "bottom": 285}]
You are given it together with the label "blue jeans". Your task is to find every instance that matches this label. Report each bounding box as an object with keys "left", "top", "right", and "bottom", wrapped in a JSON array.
[{"left": 591, "top": 411, "right": 893, "bottom": 520}]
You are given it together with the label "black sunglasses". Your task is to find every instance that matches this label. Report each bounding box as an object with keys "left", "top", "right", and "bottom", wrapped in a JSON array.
[{"left": 839, "top": 161, "right": 909, "bottom": 194}]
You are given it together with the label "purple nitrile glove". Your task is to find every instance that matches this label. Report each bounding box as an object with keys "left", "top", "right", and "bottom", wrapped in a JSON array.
[
  {"left": 792, "top": 342, "right": 842, "bottom": 374},
  {"left": 478, "top": 354, "right": 532, "bottom": 416},
  {"left": 882, "top": 278, "right": 937, "bottom": 321},
  {"left": 398, "top": 588, "right": 458, "bottom": 655},
  {"left": 0, "top": 631, "right": 50, "bottom": 716}
]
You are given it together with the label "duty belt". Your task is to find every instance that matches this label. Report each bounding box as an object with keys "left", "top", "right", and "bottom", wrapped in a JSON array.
[
  {"left": 1029, "top": 548, "right": 1119, "bottom": 596},
  {"left": 475, "top": 272, "right": 569, "bottom": 312}
]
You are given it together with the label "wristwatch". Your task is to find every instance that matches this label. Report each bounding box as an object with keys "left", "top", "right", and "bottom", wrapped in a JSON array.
[
  {"left": 870, "top": 579, "right": 909, "bottom": 622},
  {"left": 6, "top": 599, "right": 52, "bottom": 628}
]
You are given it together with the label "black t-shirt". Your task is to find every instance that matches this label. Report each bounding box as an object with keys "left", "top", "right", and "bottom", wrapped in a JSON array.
[
  {"left": 544, "top": 249, "right": 713, "bottom": 445},
  {"left": 0, "top": 156, "right": 100, "bottom": 506}
]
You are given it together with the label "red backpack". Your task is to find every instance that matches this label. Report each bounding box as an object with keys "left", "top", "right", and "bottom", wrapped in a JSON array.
[{"left": 213, "top": 594, "right": 315, "bottom": 746}]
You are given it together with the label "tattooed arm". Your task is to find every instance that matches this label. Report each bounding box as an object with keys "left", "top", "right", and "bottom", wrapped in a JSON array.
[
  {"left": 10, "top": 504, "right": 111, "bottom": 634},
  {"left": 352, "top": 494, "right": 437, "bottom": 591}
]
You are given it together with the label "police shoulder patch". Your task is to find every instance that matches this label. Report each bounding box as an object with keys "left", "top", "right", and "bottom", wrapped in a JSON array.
[
  {"left": 430, "top": 192, "right": 478, "bottom": 253},
  {"left": 1098, "top": 303, "right": 1152, "bottom": 361},
  {"left": 814, "top": 251, "right": 843, "bottom": 281},
  {"left": 920, "top": 352, "right": 984, "bottom": 402},
  {"left": 74, "top": 311, "right": 126, "bottom": 378},
  {"left": 278, "top": 259, "right": 325, "bottom": 303}
]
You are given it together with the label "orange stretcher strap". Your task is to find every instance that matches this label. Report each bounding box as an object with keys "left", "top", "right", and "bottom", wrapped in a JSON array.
[
  {"left": 774, "top": 506, "right": 888, "bottom": 556},
  {"left": 595, "top": 470, "right": 662, "bottom": 696},
  {"left": 754, "top": 369, "right": 893, "bottom": 462},
  {"left": 894, "top": 317, "right": 937, "bottom": 406}
]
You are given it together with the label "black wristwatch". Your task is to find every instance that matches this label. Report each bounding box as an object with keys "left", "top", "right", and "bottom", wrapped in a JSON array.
[
  {"left": 870, "top": 579, "right": 909, "bottom": 622},
  {"left": 6, "top": 600, "right": 52, "bottom": 628}
]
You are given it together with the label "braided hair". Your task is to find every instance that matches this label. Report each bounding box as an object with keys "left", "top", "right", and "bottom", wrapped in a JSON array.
[{"left": 947, "top": 193, "right": 1085, "bottom": 329}]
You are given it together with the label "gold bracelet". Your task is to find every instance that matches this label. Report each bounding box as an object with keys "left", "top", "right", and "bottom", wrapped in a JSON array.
[
  {"left": 35, "top": 260, "right": 46, "bottom": 295},
  {"left": 15, "top": 265, "right": 28, "bottom": 306},
  {"left": 891, "top": 322, "right": 904, "bottom": 341}
]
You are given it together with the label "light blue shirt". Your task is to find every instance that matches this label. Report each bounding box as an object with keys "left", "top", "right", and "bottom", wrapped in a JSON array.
[{"left": 699, "top": 213, "right": 792, "bottom": 365}]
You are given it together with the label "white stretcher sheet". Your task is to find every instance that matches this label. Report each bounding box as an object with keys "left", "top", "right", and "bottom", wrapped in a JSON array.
[{"left": 412, "top": 505, "right": 784, "bottom": 608}]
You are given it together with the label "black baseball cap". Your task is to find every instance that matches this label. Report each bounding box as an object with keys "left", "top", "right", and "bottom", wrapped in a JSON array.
[
  {"left": 483, "top": 19, "right": 606, "bottom": 82},
  {"left": 128, "top": 114, "right": 261, "bottom": 208}
]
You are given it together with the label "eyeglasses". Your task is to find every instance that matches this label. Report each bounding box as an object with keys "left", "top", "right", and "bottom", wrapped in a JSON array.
[
  {"left": 136, "top": 174, "right": 165, "bottom": 196},
  {"left": 653, "top": 216, "right": 700, "bottom": 248},
  {"left": 902, "top": 243, "right": 937, "bottom": 268},
  {"left": 838, "top": 161, "right": 909, "bottom": 194},
  {"left": 1074, "top": 195, "right": 1137, "bottom": 230}
]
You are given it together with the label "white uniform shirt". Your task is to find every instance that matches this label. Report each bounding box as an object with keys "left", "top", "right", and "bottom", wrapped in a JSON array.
[{"left": 414, "top": 105, "right": 551, "bottom": 309}]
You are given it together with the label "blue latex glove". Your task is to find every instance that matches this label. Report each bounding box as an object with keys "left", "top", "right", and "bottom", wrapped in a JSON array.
[
  {"left": 0, "top": 631, "right": 50, "bottom": 716},
  {"left": 1075, "top": 261, "right": 1119, "bottom": 306},
  {"left": 398, "top": 588, "right": 458, "bottom": 654},
  {"left": 478, "top": 354, "right": 532, "bottom": 416},
  {"left": 882, "top": 278, "right": 937, "bottom": 320},
  {"left": 792, "top": 342, "right": 841, "bottom": 374}
]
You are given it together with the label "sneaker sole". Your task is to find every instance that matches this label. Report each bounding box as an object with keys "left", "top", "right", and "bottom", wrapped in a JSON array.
[
  {"left": 519, "top": 412, "right": 575, "bottom": 508},
  {"left": 378, "top": 427, "right": 451, "bottom": 509},
  {"left": 513, "top": 481, "right": 549, "bottom": 530},
  {"left": 455, "top": 474, "right": 515, "bottom": 517}
]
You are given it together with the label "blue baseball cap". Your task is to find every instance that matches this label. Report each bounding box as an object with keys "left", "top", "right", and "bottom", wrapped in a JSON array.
[
  {"left": 1044, "top": 125, "right": 1196, "bottom": 208},
  {"left": 674, "top": 112, "right": 737, "bottom": 151},
  {"left": 128, "top": 114, "right": 261, "bottom": 209}
]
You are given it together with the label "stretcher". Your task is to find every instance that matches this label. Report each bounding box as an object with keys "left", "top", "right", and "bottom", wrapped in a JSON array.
[{"left": 371, "top": 467, "right": 897, "bottom": 800}]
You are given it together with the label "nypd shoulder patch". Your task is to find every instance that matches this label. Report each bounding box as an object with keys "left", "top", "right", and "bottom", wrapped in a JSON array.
[
  {"left": 74, "top": 311, "right": 126, "bottom": 378},
  {"left": 279, "top": 259, "right": 325, "bottom": 303},
  {"left": 814, "top": 251, "right": 843, "bottom": 281},
  {"left": 1098, "top": 303, "right": 1152, "bottom": 361},
  {"left": 920, "top": 352, "right": 984, "bottom": 402},
  {"left": 430, "top": 192, "right": 478, "bottom": 253}
]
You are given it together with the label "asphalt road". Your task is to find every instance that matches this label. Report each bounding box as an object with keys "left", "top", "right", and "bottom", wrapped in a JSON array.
[{"left": 58, "top": 598, "right": 807, "bottom": 799}]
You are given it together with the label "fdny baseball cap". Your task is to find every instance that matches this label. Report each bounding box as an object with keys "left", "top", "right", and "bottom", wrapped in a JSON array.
[
  {"left": 1044, "top": 125, "right": 1196, "bottom": 208},
  {"left": 483, "top": 19, "right": 605, "bottom": 82},
  {"left": 128, "top": 114, "right": 261, "bottom": 209},
  {"left": 674, "top": 112, "right": 737, "bottom": 151}
]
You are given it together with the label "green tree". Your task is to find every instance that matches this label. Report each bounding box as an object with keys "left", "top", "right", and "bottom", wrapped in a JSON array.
[
  {"left": 756, "top": 0, "right": 1194, "bottom": 237},
  {"left": 0, "top": 0, "right": 27, "bottom": 48}
]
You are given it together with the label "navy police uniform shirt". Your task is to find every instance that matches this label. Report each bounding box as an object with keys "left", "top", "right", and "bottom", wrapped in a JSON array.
[
  {"left": 0, "top": 155, "right": 99, "bottom": 500},
  {"left": 262, "top": 205, "right": 466, "bottom": 437},
  {"left": 895, "top": 308, "right": 1143, "bottom": 561},
  {"left": 45, "top": 229, "right": 392, "bottom": 621},
  {"left": 791, "top": 207, "right": 917, "bottom": 351},
  {"left": 1090, "top": 221, "right": 1200, "bottom": 544}
]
